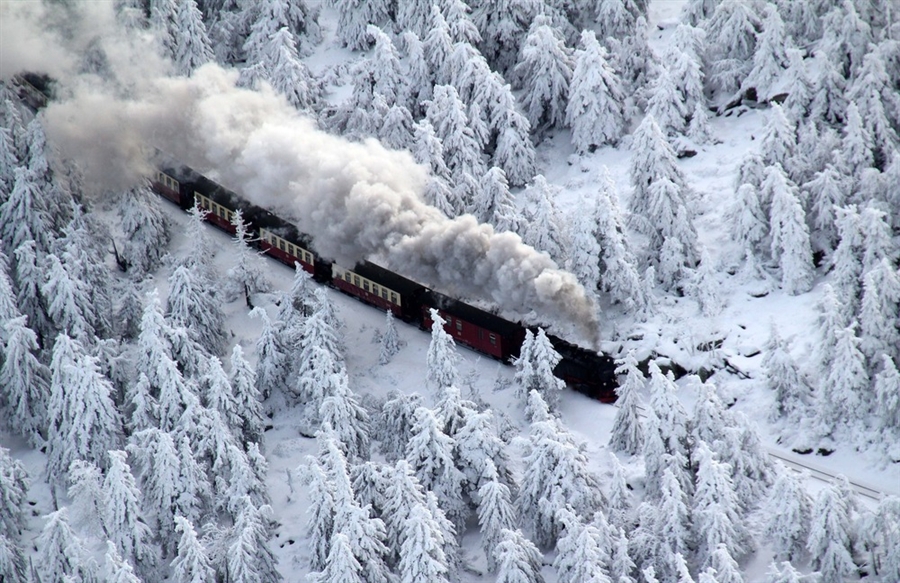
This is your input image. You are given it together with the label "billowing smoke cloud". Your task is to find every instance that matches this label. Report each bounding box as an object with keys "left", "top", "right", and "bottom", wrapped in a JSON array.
[{"left": 1, "top": 1, "right": 599, "bottom": 344}]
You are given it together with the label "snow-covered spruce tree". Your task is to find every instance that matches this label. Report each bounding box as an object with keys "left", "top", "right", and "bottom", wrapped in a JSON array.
[
  {"left": 514, "top": 328, "right": 565, "bottom": 415},
  {"left": 867, "top": 495, "right": 900, "bottom": 581},
  {"left": 493, "top": 528, "right": 546, "bottom": 583},
  {"left": 42, "top": 252, "right": 95, "bottom": 344},
  {"left": 522, "top": 176, "right": 569, "bottom": 265},
  {"left": 829, "top": 206, "right": 863, "bottom": 322},
  {"left": 471, "top": 0, "right": 538, "bottom": 74},
  {"left": 647, "top": 66, "right": 687, "bottom": 138},
  {"left": 381, "top": 460, "right": 428, "bottom": 565},
  {"left": 367, "top": 25, "right": 407, "bottom": 109},
  {"left": 841, "top": 101, "right": 875, "bottom": 180},
  {"left": 454, "top": 407, "right": 514, "bottom": 498},
  {"left": 398, "top": 502, "right": 450, "bottom": 583},
  {"left": 400, "top": 31, "right": 432, "bottom": 115},
  {"left": 319, "top": 371, "right": 370, "bottom": 461},
  {"left": 690, "top": 248, "right": 723, "bottom": 316},
  {"left": 249, "top": 307, "right": 288, "bottom": 401},
  {"left": 202, "top": 356, "right": 241, "bottom": 436},
  {"left": 330, "top": 0, "right": 387, "bottom": 50},
  {"left": 426, "top": 309, "right": 459, "bottom": 397},
  {"left": 740, "top": 4, "right": 789, "bottom": 102},
  {"left": 118, "top": 180, "right": 169, "bottom": 276},
  {"left": 0, "top": 447, "right": 27, "bottom": 582},
  {"left": 308, "top": 532, "right": 364, "bottom": 583},
  {"left": 227, "top": 496, "right": 280, "bottom": 583},
  {"left": 477, "top": 460, "right": 517, "bottom": 573},
  {"left": 376, "top": 390, "right": 424, "bottom": 463},
  {"left": 762, "top": 326, "right": 809, "bottom": 423},
  {"left": 566, "top": 193, "right": 602, "bottom": 300},
  {"left": 730, "top": 183, "right": 767, "bottom": 256},
  {"left": 434, "top": 384, "right": 477, "bottom": 439},
  {"left": 229, "top": 344, "right": 265, "bottom": 445},
  {"left": 646, "top": 361, "right": 690, "bottom": 462},
  {"left": 379, "top": 103, "right": 416, "bottom": 151},
  {"left": 105, "top": 449, "right": 156, "bottom": 576},
  {"left": 171, "top": 516, "right": 215, "bottom": 583},
  {"left": 859, "top": 205, "right": 894, "bottom": 276},
  {"left": 301, "top": 456, "right": 335, "bottom": 572},
  {"left": 471, "top": 166, "right": 511, "bottom": 225},
  {"left": 126, "top": 428, "right": 181, "bottom": 554},
  {"left": 47, "top": 338, "right": 122, "bottom": 486},
  {"left": 847, "top": 50, "right": 900, "bottom": 166},
  {"left": 609, "top": 350, "right": 645, "bottom": 455},
  {"left": 667, "top": 24, "right": 706, "bottom": 114},
  {"left": 655, "top": 467, "right": 692, "bottom": 579},
  {"left": 764, "top": 164, "right": 814, "bottom": 295},
  {"left": 36, "top": 508, "right": 93, "bottom": 583},
  {"left": 405, "top": 406, "right": 467, "bottom": 534},
  {"left": 225, "top": 210, "right": 271, "bottom": 307},
  {"left": 172, "top": 0, "right": 213, "bottom": 76},
  {"left": 781, "top": 49, "right": 813, "bottom": 124},
  {"left": 514, "top": 14, "right": 573, "bottom": 131},
  {"left": 807, "top": 482, "right": 857, "bottom": 583},
  {"left": 818, "top": 324, "right": 869, "bottom": 437},
  {"left": 166, "top": 264, "right": 227, "bottom": 355},
  {"left": 519, "top": 392, "right": 603, "bottom": 548},
  {"left": 805, "top": 163, "right": 847, "bottom": 254},
  {"left": 875, "top": 355, "right": 900, "bottom": 443},
  {"left": 763, "top": 466, "right": 812, "bottom": 561},
  {"left": 702, "top": 0, "right": 760, "bottom": 96},
  {"left": 59, "top": 206, "right": 114, "bottom": 337},
  {"left": 553, "top": 508, "right": 612, "bottom": 583},
  {"left": 493, "top": 103, "right": 536, "bottom": 187},
  {"left": 859, "top": 258, "right": 900, "bottom": 365},
  {"left": 692, "top": 442, "right": 746, "bottom": 569},
  {"left": 0, "top": 315, "right": 49, "bottom": 448},
  {"left": 423, "top": 7, "right": 454, "bottom": 85},
  {"left": 13, "top": 239, "right": 51, "bottom": 343},
  {"left": 104, "top": 540, "right": 142, "bottom": 583},
  {"left": 606, "top": 454, "right": 634, "bottom": 531},
  {"left": 379, "top": 310, "right": 400, "bottom": 365},
  {"left": 566, "top": 30, "right": 626, "bottom": 152}
]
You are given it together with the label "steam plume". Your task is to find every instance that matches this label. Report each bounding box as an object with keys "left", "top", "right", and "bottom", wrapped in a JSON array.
[{"left": 1, "top": 1, "right": 599, "bottom": 343}]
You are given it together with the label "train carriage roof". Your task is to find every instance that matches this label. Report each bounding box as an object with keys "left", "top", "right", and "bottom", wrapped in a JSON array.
[
  {"left": 422, "top": 289, "right": 525, "bottom": 337},
  {"left": 348, "top": 261, "right": 426, "bottom": 298}
]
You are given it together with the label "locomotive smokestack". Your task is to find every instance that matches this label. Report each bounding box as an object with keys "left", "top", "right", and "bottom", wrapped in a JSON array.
[{"left": 1, "top": 1, "right": 600, "bottom": 343}]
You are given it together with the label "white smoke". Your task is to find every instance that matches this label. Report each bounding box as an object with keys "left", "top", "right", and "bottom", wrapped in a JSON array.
[{"left": 1, "top": 1, "right": 599, "bottom": 343}]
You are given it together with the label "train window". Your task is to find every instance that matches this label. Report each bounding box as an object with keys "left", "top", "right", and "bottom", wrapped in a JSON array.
[
  {"left": 372, "top": 284, "right": 378, "bottom": 295},
  {"left": 381, "top": 289, "right": 388, "bottom": 300},
  {"left": 354, "top": 276, "right": 360, "bottom": 287},
  {"left": 279, "top": 240, "right": 285, "bottom": 251},
  {"left": 363, "top": 281, "right": 369, "bottom": 292},
  {"left": 344, "top": 272, "right": 351, "bottom": 282},
  {"left": 489, "top": 333, "right": 496, "bottom": 345},
  {"left": 456, "top": 320, "right": 463, "bottom": 331},
  {"left": 391, "top": 293, "right": 398, "bottom": 304}
]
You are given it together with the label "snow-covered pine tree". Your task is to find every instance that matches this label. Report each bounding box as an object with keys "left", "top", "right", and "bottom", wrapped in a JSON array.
[
  {"left": 805, "top": 164, "right": 847, "bottom": 254},
  {"left": 376, "top": 390, "right": 424, "bottom": 462},
  {"left": 521, "top": 175, "right": 569, "bottom": 265},
  {"left": 426, "top": 309, "right": 459, "bottom": 397},
  {"left": 104, "top": 450, "right": 156, "bottom": 575},
  {"left": 331, "top": 0, "right": 387, "bottom": 50},
  {"left": 566, "top": 193, "right": 602, "bottom": 300},
  {"left": 0, "top": 316, "right": 49, "bottom": 448},
  {"left": 319, "top": 371, "right": 370, "bottom": 461},
  {"left": 841, "top": 101, "right": 875, "bottom": 179},
  {"left": 471, "top": 166, "right": 511, "bottom": 225},
  {"left": 367, "top": 25, "right": 407, "bottom": 108},
  {"left": 692, "top": 442, "right": 745, "bottom": 569},
  {"left": 646, "top": 361, "right": 690, "bottom": 461},
  {"left": 228, "top": 344, "right": 264, "bottom": 445},
  {"left": 493, "top": 528, "right": 546, "bottom": 583},
  {"left": 400, "top": 31, "right": 433, "bottom": 115},
  {"left": 763, "top": 466, "right": 812, "bottom": 561},
  {"left": 566, "top": 30, "right": 626, "bottom": 152},
  {"left": 119, "top": 180, "right": 170, "bottom": 276},
  {"left": 819, "top": 324, "right": 869, "bottom": 436},
  {"left": 12, "top": 240, "right": 51, "bottom": 343},
  {"left": 171, "top": 515, "right": 215, "bottom": 583},
  {"left": 762, "top": 326, "right": 809, "bottom": 423},
  {"left": 764, "top": 164, "right": 814, "bottom": 295},
  {"left": 126, "top": 428, "right": 181, "bottom": 554},
  {"left": 172, "top": 0, "right": 214, "bottom": 76},
  {"left": 647, "top": 66, "right": 687, "bottom": 138},
  {"left": 859, "top": 258, "right": 900, "bottom": 365},
  {"left": 379, "top": 103, "right": 416, "bottom": 151},
  {"left": 781, "top": 49, "right": 813, "bottom": 123},
  {"left": 477, "top": 460, "right": 517, "bottom": 573},
  {"left": 667, "top": 24, "right": 706, "bottom": 113},
  {"left": 381, "top": 460, "right": 427, "bottom": 565},
  {"left": 227, "top": 496, "right": 281, "bottom": 583},
  {"left": 656, "top": 468, "right": 692, "bottom": 579},
  {"left": 225, "top": 210, "right": 271, "bottom": 307},
  {"left": 309, "top": 532, "right": 364, "bottom": 583},
  {"left": 249, "top": 307, "right": 288, "bottom": 401},
  {"left": 740, "top": 4, "right": 789, "bottom": 102},
  {"left": 493, "top": 105, "right": 536, "bottom": 187},
  {"left": 875, "top": 355, "right": 900, "bottom": 443},
  {"left": 379, "top": 310, "right": 400, "bottom": 365},
  {"left": 702, "top": 0, "right": 760, "bottom": 96},
  {"left": 398, "top": 502, "right": 450, "bottom": 583},
  {"left": 0, "top": 447, "right": 27, "bottom": 582},
  {"left": 36, "top": 508, "right": 93, "bottom": 583},
  {"left": 166, "top": 264, "right": 227, "bottom": 355},
  {"left": 42, "top": 252, "right": 95, "bottom": 344},
  {"left": 514, "top": 328, "right": 565, "bottom": 414},
  {"left": 514, "top": 14, "right": 574, "bottom": 131},
  {"left": 609, "top": 350, "right": 645, "bottom": 455},
  {"left": 807, "top": 482, "right": 857, "bottom": 583},
  {"left": 104, "top": 540, "right": 142, "bottom": 583},
  {"left": 405, "top": 406, "right": 467, "bottom": 534}
]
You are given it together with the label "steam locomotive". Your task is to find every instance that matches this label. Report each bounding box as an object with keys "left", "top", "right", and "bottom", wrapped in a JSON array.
[{"left": 11, "top": 74, "right": 619, "bottom": 402}]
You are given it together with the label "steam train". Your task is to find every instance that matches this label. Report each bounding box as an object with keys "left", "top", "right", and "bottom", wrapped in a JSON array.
[{"left": 11, "top": 74, "right": 619, "bottom": 402}]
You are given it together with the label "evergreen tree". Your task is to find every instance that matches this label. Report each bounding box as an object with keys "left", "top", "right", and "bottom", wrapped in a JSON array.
[
  {"left": 0, "top": 316, "right": 49, "bottom": 448},
  {"left": 319, "top": 371, "right": 370, "bottom": 461},
  {"left": 819, "top": 324, "right": 869, "bottom": 436},
  {"left": 522, "top": 176, "right": 569, "bottom": 266},
  {"left": 229, "top": 344, "right": 264, "bottom": 445},
  {"left": 309, "top": 532, "right": 364, "bottom": 583},
  {"left": 13, "top": 240, "right": 51, "bottom": 343},
  {"left": 249, "top": 307, "right": 288, "bottom": 400},
  {"left": 809, "top": 50, "right": 847, "bottom": 126},
  {"left": 36, "top": 508, "right": 92, "bottom": 583},
  {"left": 477, "top": 460, "right": 517, "bottom": 573},
  {"left": 515, "top": 15, "right": 574, "bottom": 131},
  {"left": 805, "top": 164, "right": 847, "bottom": 253},
  {"left": 405, "top": 406, "right": 467, "bottom": 534},
  {"left": 173, "top": 0, "right": 214, "bottom": 75},
  {"left": 471, "top": 166, "right": 512, "bottom": 225},
  {"left": 225, "top": 210, "right": 272, "bottom": 307},
  {"left": 42, "top": 252, "right": 95, "bottom": 343},
  {"left": 426, "top": 309, "right": 459, "bottom": 397},
  {"left": 553, "top": 509, "right": 612, "bottom": 583},
  {"left": 105, "top": 450, "right": 156, "bottom": 575},
  {"left": 492, "top": 106, "right": 536, "bottom": 187},
  {"left": 760, "top": 104, "right": 795, "bottom": 172},
  {"left": 859, "top": 258, "right": 900, "bottom": 365},
  {"left": 514, "top": 328, "right": 565, "bottom": 414},
  {"left": 740, "top": 4, "right": 789, "bottom": 101},
  {"left": 381, "top": 460, "right": 427, "bottom": 565},
  {"left": 118, "top": 181, "right": 170, "bottom": 276},
  {"left": 657, "top": 468, "right": 692, "bottom": 578},
  {"left": 609, "top": 351, "right": 645, "bottom": 455},
  {"left": 166, "top": 264, "right": 227, "bottom": 355},
  {"left": 302, "top": 458, "right": 335, "bottom": 572},
  {"left": 762, "top": 326, "right": 809, "bottom": 424},
  {"left": 227, "top": 496, "right": 281, "bottom": 583},
  {"left": 567, "top": 30, "right": 626, "bottom": 151},
  {"left": 647, "top": 66, "right": 687, "bottom": 137},
  {"left": 693, "top": 442, "right": 745, "bottom": 568},
  {"left": 875, "top": 355, "right": 900, "bottom": 441},
  {"left": 379, "top": 310, "right": 400, "bottom": 365},
  {"left": 781, "top": 49, "right": 813, "bottom": 123},
  {"left": 1, "top": 166, "right": 51, "bottom": 258},
  {"left": 763, "top": 467, "right": 812, "bottom": 561},
  {"left": 493, "top": 528, "right": 546, "bottom": 583},
  {"left": 398, "top": 503, "right": 450, "bottom": 583},
  {"left": 172, "top": 516, "right": 215, "bottom": 583},
  {"left": 830, "top": 206, "right": 863, "bottom": 321},
  {"left": 377, "top": 390, "right": 424, "bottom": 462},
  {"left": 702, "top": 0, "right": 760, "bottom": 95},
  {"left": 400, "top": 31, "right": 433, "bottom": 115},
  {"left": 847, "top": 50, "right": 900, "bottom": 165},
  {"left": 104, "top": 541, "right": 142, "bottom": 583},
  {"left": 668, "top": 24, "right": 707, "bottom": 114},
  {"left": 566, "top": 193, "right": 602, "bottom": 299},
  {"left": 807, "top": 483, "right": 857, "bottom": 583},
  {"left": 0, "top": 447, "right": 27, "bottom": 583},
  {"left": 765, "top": 164, "right": 814, "bottom": 295},
  {"left": 841, "top": 102, "right": 875, "bottom": 178}
]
